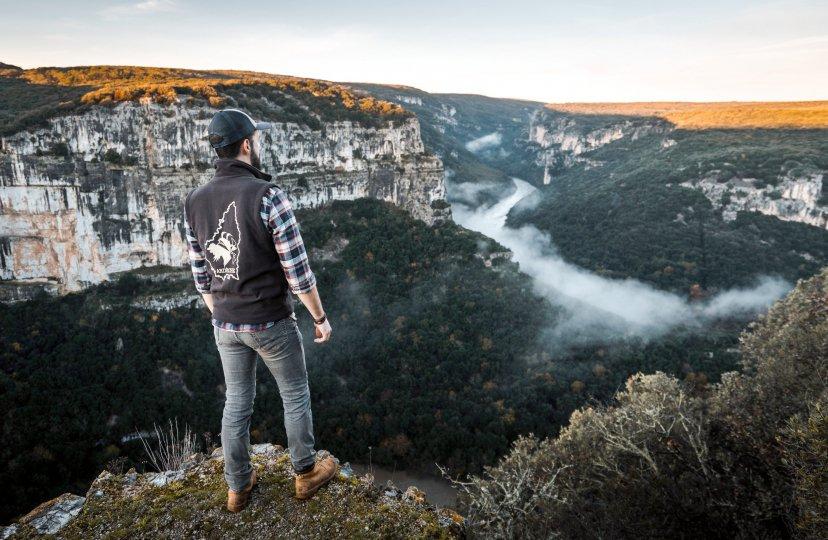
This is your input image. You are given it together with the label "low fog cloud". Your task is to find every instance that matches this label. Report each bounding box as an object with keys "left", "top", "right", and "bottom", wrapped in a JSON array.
[
  {"left": 446, "top": 176, "right": 491, "bottom": 205},
  {"left": 465, "top": 132, "right": 502, "bottom": 153},
  {"left": 452, "top": 178, "right": 792, "bottom": 351}
]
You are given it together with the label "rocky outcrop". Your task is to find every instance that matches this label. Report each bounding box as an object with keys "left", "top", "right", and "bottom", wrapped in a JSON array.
[
  {"left": 525, "top": 108, "right": 828, "bottom": 230},
  {"left": 0, "top": 444, "right": 464, "bottom": 539},
  {"left": 1, "top": 494, "right": 84, "bottom": 538},
  {"left": 680, "top": 172, "right": 827, "bottom": 229},
  {"left": 528, "top": 109, "right": 668, "bottom": 185},
  {"left": 0, "top": 98, "right": 450, "bottom": 298}
]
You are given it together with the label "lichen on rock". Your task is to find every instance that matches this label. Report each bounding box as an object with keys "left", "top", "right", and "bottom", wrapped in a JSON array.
[{"left": 2, "top": 444, "right": 464, "bottom": 539}]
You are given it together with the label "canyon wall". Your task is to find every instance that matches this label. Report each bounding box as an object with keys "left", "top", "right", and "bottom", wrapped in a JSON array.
[
  {"left": 527, "top": 109, "right": 669, "bottom": 185},
  {"left": 0, "top": 98, "right": 450, "bottom": 299},
  {"left": 681, "top": 172, "right": 826, "bottom": 229},
  {"left": 526, "top": 109, "right": 827, "bottom": 229}
]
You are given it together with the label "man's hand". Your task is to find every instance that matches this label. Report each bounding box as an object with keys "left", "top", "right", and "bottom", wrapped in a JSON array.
[
  {"left": 313, "top": 319, "right": 332, "bottom": 343},
  {"left": 296, "top": 284, "right": 330, "bottom": 343}
]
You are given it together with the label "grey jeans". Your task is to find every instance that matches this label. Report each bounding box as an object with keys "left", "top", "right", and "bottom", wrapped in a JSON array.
[{"left": 213, "top": 312, "right": 317, "bottom": 491}]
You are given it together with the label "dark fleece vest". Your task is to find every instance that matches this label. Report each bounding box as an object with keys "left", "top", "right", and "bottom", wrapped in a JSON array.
[{"left": 184, "top": 158, "right": 294, "bottom": 324}]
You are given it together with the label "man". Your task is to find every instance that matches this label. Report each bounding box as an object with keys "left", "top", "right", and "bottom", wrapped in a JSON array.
[{"left": 182, "top": 108, "right": 338, "bottom": 512}]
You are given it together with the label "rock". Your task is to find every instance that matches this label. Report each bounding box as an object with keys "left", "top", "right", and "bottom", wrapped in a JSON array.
[
  {"left": 92, "top": 470, "right": 114, "bottom": 485},
  {"left": 528, "top": 110, "right": 668, "bottom": 186},
  {"left": 250, "top": 443, "right": 277, "bottom": 455},
  {"left": 402, "top": 485, "right": 427, "bottom": 505},
  {"left": 124, "top": 467, "right": 138, "bottom": 485},
  {"left": 339, "top": 461, "right": 354, "bottom": 479},
  {"left": 146, "top": 469, "right": 186, "bottom": 487},
  {"left": 437, "top": 508, "right": 466, "bottom": 534},
  {"left": 10, "top": 445, "right": 465, "bottom": 538},
  {"left": 314, "top": 448, "right": 337, "bottom": 464},
  {"left": 0, "top": 100, "right": 451, "bottom": 296},
  {"left": 16, "top": 492, "right": 85, "bottom": 535},
  {"left": 681, "top": 172, "right": 827, "bottom": 229},
  {"left": 179, "top": 451, "right": 205, "bottom": 470},
  {"left": 382, "top": 480, "right": 403, "bottom": 500}
]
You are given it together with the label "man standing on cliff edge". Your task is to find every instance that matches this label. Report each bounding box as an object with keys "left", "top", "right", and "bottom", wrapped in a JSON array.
[{"left": 183, "top": 108, "right": 338, "bottom": 512}]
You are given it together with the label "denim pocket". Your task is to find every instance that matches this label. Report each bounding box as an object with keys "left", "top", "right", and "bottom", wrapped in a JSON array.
[{"left": 252, "top": 318, "right": 293, "bottom": 349}]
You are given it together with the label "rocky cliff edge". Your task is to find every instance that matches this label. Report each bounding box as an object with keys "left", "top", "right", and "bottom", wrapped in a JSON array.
[{"left": 0, "top": 444, "right": 464, "bottom": 539}]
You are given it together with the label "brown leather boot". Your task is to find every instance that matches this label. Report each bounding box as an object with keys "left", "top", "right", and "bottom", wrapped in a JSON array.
[
  {"left": 227, "top": 468, "right": 257, "bottom": 513},
  {"left": 294, "top": 456, "right": 339, "bottom": 500}
]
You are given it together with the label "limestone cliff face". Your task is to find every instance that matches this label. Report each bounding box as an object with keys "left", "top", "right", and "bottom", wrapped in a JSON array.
[
  {"left": 527, "top": 109, "right": 668, "bottom": 185},
  {"left": 0, "top": 99, "right": 450, "bottom": 298},
  {"left": 680, "top": 172, "right": 827, "bottom": 230},
  {"left": 526, "top": 109, "right": 827, "bottom": 230}
]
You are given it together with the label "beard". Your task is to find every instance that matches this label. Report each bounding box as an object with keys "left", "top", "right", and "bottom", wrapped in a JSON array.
[{"left": 250, "top": 145, "right": 262, "bottom": 170}]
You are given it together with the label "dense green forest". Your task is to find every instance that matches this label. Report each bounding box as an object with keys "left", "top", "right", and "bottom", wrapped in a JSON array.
[{"left": 1, "top": 198, "right": 750, "bottom": 523}]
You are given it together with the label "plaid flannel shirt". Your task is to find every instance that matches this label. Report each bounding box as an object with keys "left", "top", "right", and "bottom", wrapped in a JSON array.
[{"left": 184, "top": 185, "right": 316, "bottom": 332}]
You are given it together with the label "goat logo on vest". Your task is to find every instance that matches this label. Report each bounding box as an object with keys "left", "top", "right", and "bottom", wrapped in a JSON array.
[{"left": 205, "top": 201, "right": 241, "bottom": 280}]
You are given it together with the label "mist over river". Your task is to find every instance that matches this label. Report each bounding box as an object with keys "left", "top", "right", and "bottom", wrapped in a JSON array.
[{"left": 451, "top": 177, "right": 792, "bottom": 350}]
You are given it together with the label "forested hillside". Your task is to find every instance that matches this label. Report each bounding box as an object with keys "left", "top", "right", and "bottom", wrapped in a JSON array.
[
  {"left": 507, "top": 125, "right": 828, "bottom": 293},
  {"left": 351, "top": 84, "right": 828, "bottom": 294},
  {"left": 454, "top": 266, "right": 828, "bottom": 539},
  {"left": 0, "top": 64, "right": 410, "bottom": 136},
  {"left": 348, "top": 83, "right": 543, "bottom": 205}
]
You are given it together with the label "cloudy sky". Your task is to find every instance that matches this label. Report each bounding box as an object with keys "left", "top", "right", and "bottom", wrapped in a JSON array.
[{"left": 1, "top": 0, "right": 826, "bottom": 102}]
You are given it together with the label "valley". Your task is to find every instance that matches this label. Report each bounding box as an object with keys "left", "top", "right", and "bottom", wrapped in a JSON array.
[
  {"left": 1, "top": 64, "right": 826, "bottom": 529},
  {"left": 353, "top": 84, "right": 828, "bottom": 294}
]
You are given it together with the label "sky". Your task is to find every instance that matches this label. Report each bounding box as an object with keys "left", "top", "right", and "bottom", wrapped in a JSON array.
[{"left": 1, "top": 0, "right": 826, "bottom": 102}]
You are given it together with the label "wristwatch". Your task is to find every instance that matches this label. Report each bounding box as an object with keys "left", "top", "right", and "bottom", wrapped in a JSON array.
[{"left": 313, "top": 313, "right": 327, "bottom": 325}]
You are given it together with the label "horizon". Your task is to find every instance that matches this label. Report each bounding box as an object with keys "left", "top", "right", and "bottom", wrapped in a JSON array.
[
  {"left": 4, "top": 60, "right": 828, "bottom": 106},
  {"left": 1, "top": 1, "right": 826, "bottom": 103}
]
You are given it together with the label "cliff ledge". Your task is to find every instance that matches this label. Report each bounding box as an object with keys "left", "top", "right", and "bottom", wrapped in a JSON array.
[{"left": 0, "top": 444, "right": 464, "bottom": 539}]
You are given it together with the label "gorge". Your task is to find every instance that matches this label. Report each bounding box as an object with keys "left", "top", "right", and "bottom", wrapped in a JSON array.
[
  {"left": 454, "top": 176, "right": 791, "bottom": 349},
  {"left": 1, "top": 63, "right": 827, "bottom": 538},
  {"left": 0, "top": 69, "right": 451, "bottom": 300}
]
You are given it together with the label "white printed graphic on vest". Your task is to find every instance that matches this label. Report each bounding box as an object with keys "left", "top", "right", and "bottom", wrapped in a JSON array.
[{"left": 205, "top": 201, "right": 241, "bottom": 280}]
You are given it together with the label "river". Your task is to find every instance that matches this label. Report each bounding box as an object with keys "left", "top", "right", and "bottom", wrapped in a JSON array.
[
  {"left": 451, "top": 177, "right": 790, "bottom": 345},
  {"left": 347, "top": 174, "right": 788, "bottom": 510}
]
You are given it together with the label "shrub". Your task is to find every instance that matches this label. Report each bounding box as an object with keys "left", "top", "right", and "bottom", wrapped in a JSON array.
[
  {"left": 138, "top": 418, "right": 199, "bottom": 472},
  {"left": 103, "top": 148, "right": 122, "bottom": 164},
  {"left": 452, "top": 268, "right": 828, "bottom": 538},
  {"left": 101, "top": 149, "right": 137, "bottom": 166},
  {"left": 114, "top": 273, "right": 140, "bottom": 296},
  {"left": 49, "top": 142, "right": 70, "bottom": 157},
  {"left": 778, "top": 394, "right": 828, "bottom": 538}
]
